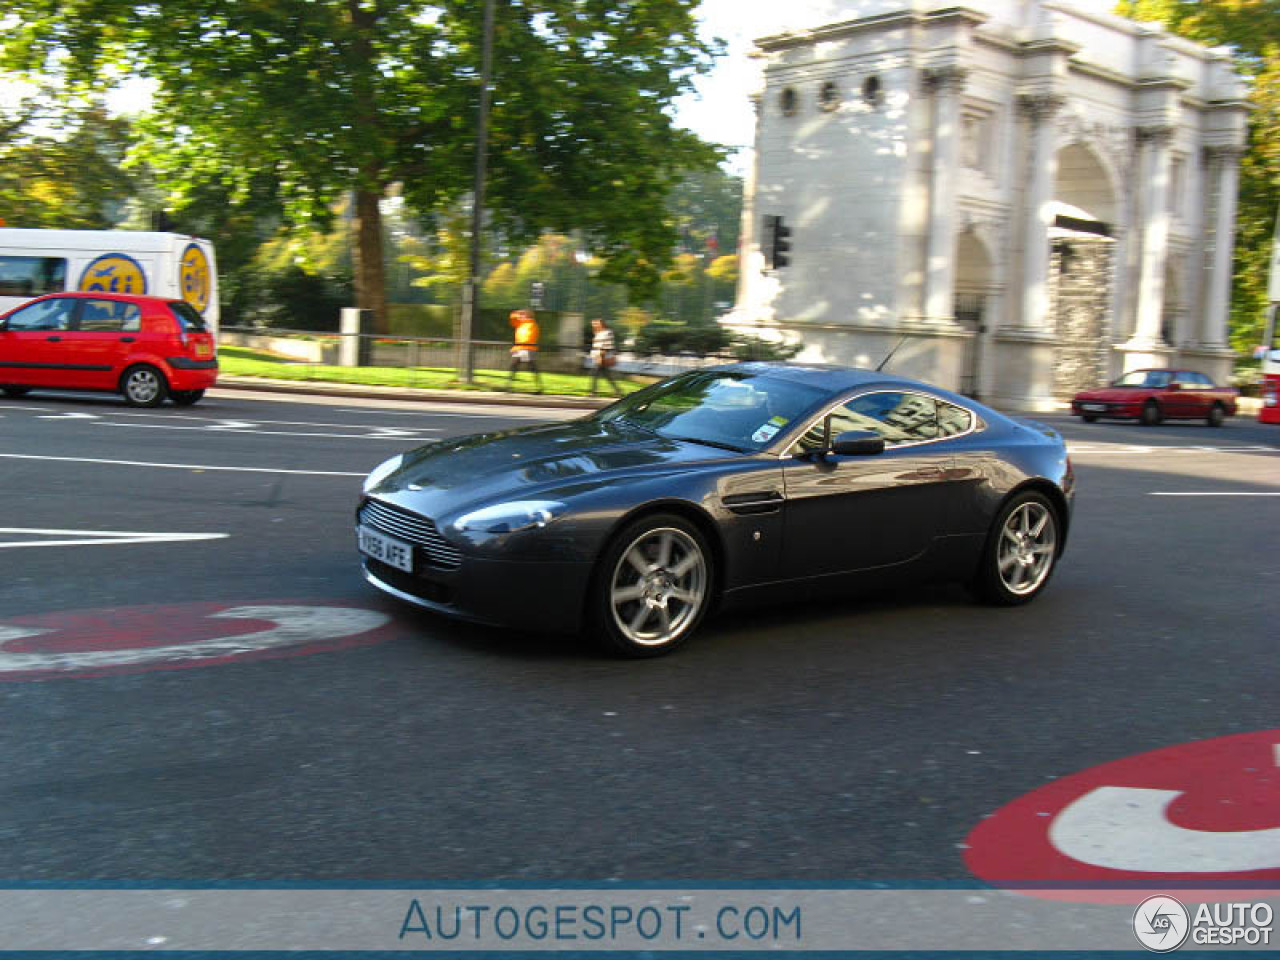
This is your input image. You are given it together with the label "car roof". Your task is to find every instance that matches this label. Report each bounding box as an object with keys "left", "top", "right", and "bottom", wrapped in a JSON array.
[
  {"left": 713, "top": 361, "right": 970, "bottom": 400},
  {"left": 33, "top": 292, "right": 182, "bottom": 305}
]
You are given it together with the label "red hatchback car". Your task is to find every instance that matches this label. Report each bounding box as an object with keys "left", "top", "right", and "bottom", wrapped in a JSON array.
[
  {"left": 1071, "top": 368, "right": 1238, "bottom": 427},
  {"left": 0, "top": 292, "right": 217, "bottom": 407}
]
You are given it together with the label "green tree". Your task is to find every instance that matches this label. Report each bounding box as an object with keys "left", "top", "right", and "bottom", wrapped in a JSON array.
[
  {"left": 1116, "top": 0, "right": 1280, "bottom": 351},
  {"left": 3, "top": 0, "right": 719, "bottom": 330},
  {"left": 0, "top": 100, "right": 136, "bottom": 228}
]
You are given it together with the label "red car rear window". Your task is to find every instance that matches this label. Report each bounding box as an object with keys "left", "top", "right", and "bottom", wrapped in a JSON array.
[{"left": 168, "top": 301, "right": 208, "bottom": 333}]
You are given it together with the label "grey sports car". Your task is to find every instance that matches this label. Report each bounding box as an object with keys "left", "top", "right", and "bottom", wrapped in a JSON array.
[{"left": 357, "top": 363, "right": 1074, "bottom": 656}]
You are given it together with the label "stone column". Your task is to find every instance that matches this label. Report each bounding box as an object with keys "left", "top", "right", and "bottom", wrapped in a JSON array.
[
  {"left": 923, "top": 66, "right": 967, "bottom": 322},
  {"left": 1127, "top": 125, "right": 1175, "bottom": 354},
  {"left": 1016, "top": 93, "right": 1063, "bottom": 331},
  {"left": 1201, "top": 145, "right": 1242, "bottom": 348}
]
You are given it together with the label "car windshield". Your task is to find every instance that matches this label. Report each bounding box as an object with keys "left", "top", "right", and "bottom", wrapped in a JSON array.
[
  {"left": 594, "top": 370, "right": 828, "bottom": 452},
  {"left": 1113, "top": 370, "right": 1171, "bottom": 388}
]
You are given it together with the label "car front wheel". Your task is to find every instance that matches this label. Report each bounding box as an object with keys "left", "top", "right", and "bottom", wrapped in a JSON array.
[
  {"left": 1139, "top": 400, "right": 1162, "bottom": 426},
  {"left": 120, "top": 364, "right": 169, "bottom": 408},
  {"left": 971, "top": 491, "right": 1060, "bottom": 606},
  {"left": 589, "top": 514, "right": 712, "bottom": 657}
]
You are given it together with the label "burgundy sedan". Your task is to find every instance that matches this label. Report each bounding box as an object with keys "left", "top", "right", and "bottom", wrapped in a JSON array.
[{"left": 1072, "top": 368, "right": 1238, "bottom": 427}]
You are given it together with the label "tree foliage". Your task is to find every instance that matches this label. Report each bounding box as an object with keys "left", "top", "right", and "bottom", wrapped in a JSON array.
[
  {"left": 2, "top": 0, "right": 721, "bottom": 329},
  {"left": 1117, "top": 0, "right": 1280, "bottom": 351}
]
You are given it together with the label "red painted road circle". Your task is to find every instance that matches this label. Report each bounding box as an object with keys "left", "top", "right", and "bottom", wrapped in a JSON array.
[
  {"left": 0, "top": 602, "right": 394, "bottom": 680},
  {"left": 966, "top": 729, "right": 1280, "bottom": 889}
]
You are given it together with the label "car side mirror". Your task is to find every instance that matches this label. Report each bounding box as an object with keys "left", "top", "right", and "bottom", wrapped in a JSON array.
[{"left": 830, "top": 430, "right": 885, "bottom": 456}]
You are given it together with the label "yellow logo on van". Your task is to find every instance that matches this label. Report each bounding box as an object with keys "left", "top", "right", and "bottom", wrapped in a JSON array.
[
  {"left": 79, "top": 254, "right": 148, "bottom": 296},
  {"left": 180, "top": 243, "right": 211, "bottom": 314}
]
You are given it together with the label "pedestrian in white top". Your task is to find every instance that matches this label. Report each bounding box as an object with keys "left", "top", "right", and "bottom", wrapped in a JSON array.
[{"left": 589, "top": 318, "right": 622, "bottom": 397}]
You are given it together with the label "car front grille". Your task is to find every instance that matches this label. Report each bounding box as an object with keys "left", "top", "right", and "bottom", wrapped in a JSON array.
[{"left": 359, "top": 498, "right": 462, "bottom": 570}]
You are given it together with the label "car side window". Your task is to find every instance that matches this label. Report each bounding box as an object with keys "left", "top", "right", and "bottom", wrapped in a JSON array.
[
  {"left": 78, "top": 299, "right": 141, "bottom": 332},
  {"left": 831, "top": 392, "right": 938, "bottom": 447},
  {"left": 4, "top": 298, "right": 76, "bottom": 332},
  {"left": 1193, "top": 372, "right": 1213, "bottom": 387},
  {"left": 936, "top": 399, "right": 974, "bottom": 437}
]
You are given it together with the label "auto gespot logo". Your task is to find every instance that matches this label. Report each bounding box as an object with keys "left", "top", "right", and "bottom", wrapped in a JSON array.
[
  {"left": 79, "top": 253, "right": 148, "bottom": 296},
  {"left": 180, "top": 243, "right": 211, "bottom": 314}
]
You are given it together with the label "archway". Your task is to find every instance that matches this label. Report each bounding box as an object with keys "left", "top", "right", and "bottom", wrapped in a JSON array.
[
  {"left": 1049, "top": 143, "right": 1118, "bottom": 398},
  {"left": 954, "top": 230, "right": 992, "bottom": 397}
]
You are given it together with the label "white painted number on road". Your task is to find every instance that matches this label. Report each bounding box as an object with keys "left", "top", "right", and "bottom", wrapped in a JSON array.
[
  {"left": 1049, "top": 746, "right": 1280, "bottom": 873},
  {"left": 0, "top": 605, "right": 390, "bottom": 674}
]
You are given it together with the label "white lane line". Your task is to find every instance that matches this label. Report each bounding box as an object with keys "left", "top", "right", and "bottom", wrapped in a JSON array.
[
  {"left": 36, "top": 412, "right": 100, "bottom": 421},
  {"left": 94, "top": 422, "right": 435, "bottom": 440},
  {"left": 0, "top": 528, "right": 228, "bottom": 549},
  {"left": 1149, "top": 491, "right": 1280, "bottom": 497},
  {"left": 1068, "top": 444, "right": 1278, "bottom": 454},
  {"left": 0, "top": 453, "right": 364, "bottom": 477},
  {"left": 336, "top": 407, "right": 545, "bottom": 419},
  {"left": 84, "top": 410, "right": 445, "bottom": 431}
]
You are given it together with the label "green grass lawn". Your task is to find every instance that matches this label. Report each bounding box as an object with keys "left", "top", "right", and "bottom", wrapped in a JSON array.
[{"left": 216, "top": 345, "right": 652, "bottom": 398}]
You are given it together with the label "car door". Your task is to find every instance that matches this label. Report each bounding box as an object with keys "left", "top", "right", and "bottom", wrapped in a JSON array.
[
  {"left": 1167, "top": 371, "right": 1199, "bottom": 418},
  {"left": 780, "top": 390, "right": 954, "bottom": 580},
  {"left": 64, "top": 298, "right": 144, "bottom": 389},
  {"left": 0, "top": 296, "right": 80, "bottom": 386}
]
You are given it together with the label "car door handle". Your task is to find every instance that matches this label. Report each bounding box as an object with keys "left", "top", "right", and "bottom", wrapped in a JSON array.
[
  {"left": 46, "top": 335, "right": 62, "bottom": 342},
  {"left": 120, "top": 337, "right": 136, "bottom": 343}
]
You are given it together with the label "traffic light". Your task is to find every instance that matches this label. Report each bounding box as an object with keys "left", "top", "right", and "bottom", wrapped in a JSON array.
[{"left": 765, "top": 215, "right": 792, "bottom": 269}]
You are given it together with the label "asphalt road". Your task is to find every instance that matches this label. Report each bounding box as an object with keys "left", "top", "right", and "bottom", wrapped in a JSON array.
[{"left": 0, "top": 386, "right": 1276, "bottom": 883}]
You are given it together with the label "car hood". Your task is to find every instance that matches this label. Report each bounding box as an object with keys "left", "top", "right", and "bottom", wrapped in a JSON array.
[{"left": 367, "top": 418, "right": 733, "bottom": 517}]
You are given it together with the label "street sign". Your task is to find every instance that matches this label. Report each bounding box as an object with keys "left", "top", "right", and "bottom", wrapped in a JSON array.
[
  {"left": 0, "top": 603, "right": 392, "bottom": 680},
  {"left": 965, "top": 729, "right": 1280, "bottom": 889},
  {"left": 530, "top": 281, "right": 545, "bottom": 309}
]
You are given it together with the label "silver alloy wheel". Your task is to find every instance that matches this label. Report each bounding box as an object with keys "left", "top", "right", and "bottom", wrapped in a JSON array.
[
  {"left": 609, "top": 526, "right": 707, "bottom": 646},
  {"left": 125, "top": 368, "right": 161, "bottom": 404},
  {"left": 997, "top": 501, "right": 1057, "bottom": 596}
]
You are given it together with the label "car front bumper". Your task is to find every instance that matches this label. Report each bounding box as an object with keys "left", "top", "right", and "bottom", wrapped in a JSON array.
[{"left": 362, "top": 554, "right": 595, "bottom": 635}]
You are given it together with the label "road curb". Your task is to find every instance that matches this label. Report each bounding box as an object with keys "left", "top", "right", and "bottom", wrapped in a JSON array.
[{"left": 214, "top": 376, "right": 614, "bottom": 410}]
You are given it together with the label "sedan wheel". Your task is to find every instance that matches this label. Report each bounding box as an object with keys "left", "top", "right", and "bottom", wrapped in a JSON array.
[
  {"left": 1139, "top": 400, "right": 1162, "bottom": 426},
  {"left": 1207, "top": 403, "right": 1225, "bottom": 428},
  {"left": 1, "top": 386, "right": 31, "bottom": 398},
  {"left": 972, "top": 492, "right": 1059, "bottom": 606},
  {"left": 120, "top": 365, "right": 168, "bottom": 408},
  {"left": 592, "top": 515, "right": 711, "bottom": 656}
]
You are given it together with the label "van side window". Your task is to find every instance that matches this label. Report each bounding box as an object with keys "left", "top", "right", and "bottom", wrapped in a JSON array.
[{"left": 0, "top": 257, "right": 67, "bottom": 296}]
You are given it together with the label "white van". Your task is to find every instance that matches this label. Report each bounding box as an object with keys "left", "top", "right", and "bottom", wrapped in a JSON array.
[{"left": 0, "top": 229, "right": 218, "bottom": 333}]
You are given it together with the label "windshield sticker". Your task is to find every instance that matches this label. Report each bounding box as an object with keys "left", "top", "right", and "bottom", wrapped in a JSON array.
[{"left": 751, "top": 416, "right": 788, "bottom": 444}]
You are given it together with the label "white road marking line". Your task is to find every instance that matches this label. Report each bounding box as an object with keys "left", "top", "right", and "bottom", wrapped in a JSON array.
[
  {"left": 0, "top": 453, "right": 364, "bottom": 477},
  {"left": 0, "top": 528, "right": 228, "bottom": 549},
  {"left": 36, "top": 412, "right": 100, "bottom": 420},
  {"left": 81, "top": 410, "right": 444, "bottom": 431},
  {"left": 1068, "top": 443, "right": 1277, "bottom": 454},
  {"left": 336, "top": 407, "right": 544, "bottom": 419},
  {"left": 1149, "top": 491, "right": 1280, "bottom": 497},
  {"left": 93, "top": 422, "right": 434, "bottom": 440}
]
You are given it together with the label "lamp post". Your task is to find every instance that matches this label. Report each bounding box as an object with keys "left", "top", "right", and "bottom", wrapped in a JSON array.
[{"left": 457, "top": 0, "right": 496, "bottom": 383}]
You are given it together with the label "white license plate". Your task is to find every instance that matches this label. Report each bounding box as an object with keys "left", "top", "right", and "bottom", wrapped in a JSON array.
[
  {"left": 1082, "top": 404, "right": 1107, "bottom": 412},
  {"left": 358, "top": 525, "right": 413, "bottom": 572}
]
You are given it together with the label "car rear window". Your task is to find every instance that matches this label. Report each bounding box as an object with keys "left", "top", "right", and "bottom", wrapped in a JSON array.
[{"left": 168, "top": 301, "right": 207, "bottom": 332}]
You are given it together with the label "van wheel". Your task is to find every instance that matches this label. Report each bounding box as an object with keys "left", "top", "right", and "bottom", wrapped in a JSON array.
[
  {"left": 120, "top": 365, "right": 169, "bottom": 408},
  {"left": 171, "top": 389, "right": 205, "bottom": 407},
  {"left": 2, "top": 386, "right": 31, "bottom": 398}
]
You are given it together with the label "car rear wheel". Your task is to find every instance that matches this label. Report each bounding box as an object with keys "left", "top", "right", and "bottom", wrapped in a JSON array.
[
  {"left": 589, "top": 514, "right": 712, "bottom": 657},
  {"left": 1, "top": 386, "right": 31, "bottom": 398},
  {"left": 171, "top": 389, "right": 205, "bottom": 407},
  {"left": 1081, "top": 414, "right": 1098, "bottom": 423},
  {"left": 971, "top": 491, "right": 1060, "bottom": 606},
  {"left": 1206, "top": 403, "right": 1225, "bottom": 428},
  {"left": 1139, "top": 400, "right": 1162, "bottom": 426},
  {"left": 120, "top": 364, "right": 169, "bottom": 408}
]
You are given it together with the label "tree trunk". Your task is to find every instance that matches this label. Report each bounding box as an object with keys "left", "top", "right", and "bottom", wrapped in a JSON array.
[{"left": 352, "top": 187, "right": 388, "bottom": 334}]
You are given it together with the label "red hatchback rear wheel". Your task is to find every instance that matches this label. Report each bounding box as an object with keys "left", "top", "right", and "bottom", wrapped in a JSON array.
[{"left": 120, "top": 364, "right": 169, "bottom": 407}]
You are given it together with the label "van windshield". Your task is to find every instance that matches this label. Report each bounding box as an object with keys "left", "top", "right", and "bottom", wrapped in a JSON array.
[{"left": 169, "top": 301, "right": 208, "bottom": 333}]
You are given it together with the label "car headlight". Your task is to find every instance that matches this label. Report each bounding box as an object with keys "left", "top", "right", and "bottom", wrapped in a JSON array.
[
  {"left": 362, "top": 454, "right": 404, "bottom": 494},
  {"left": 453, "top": 500, "right": 566, "bottom": 534}
]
